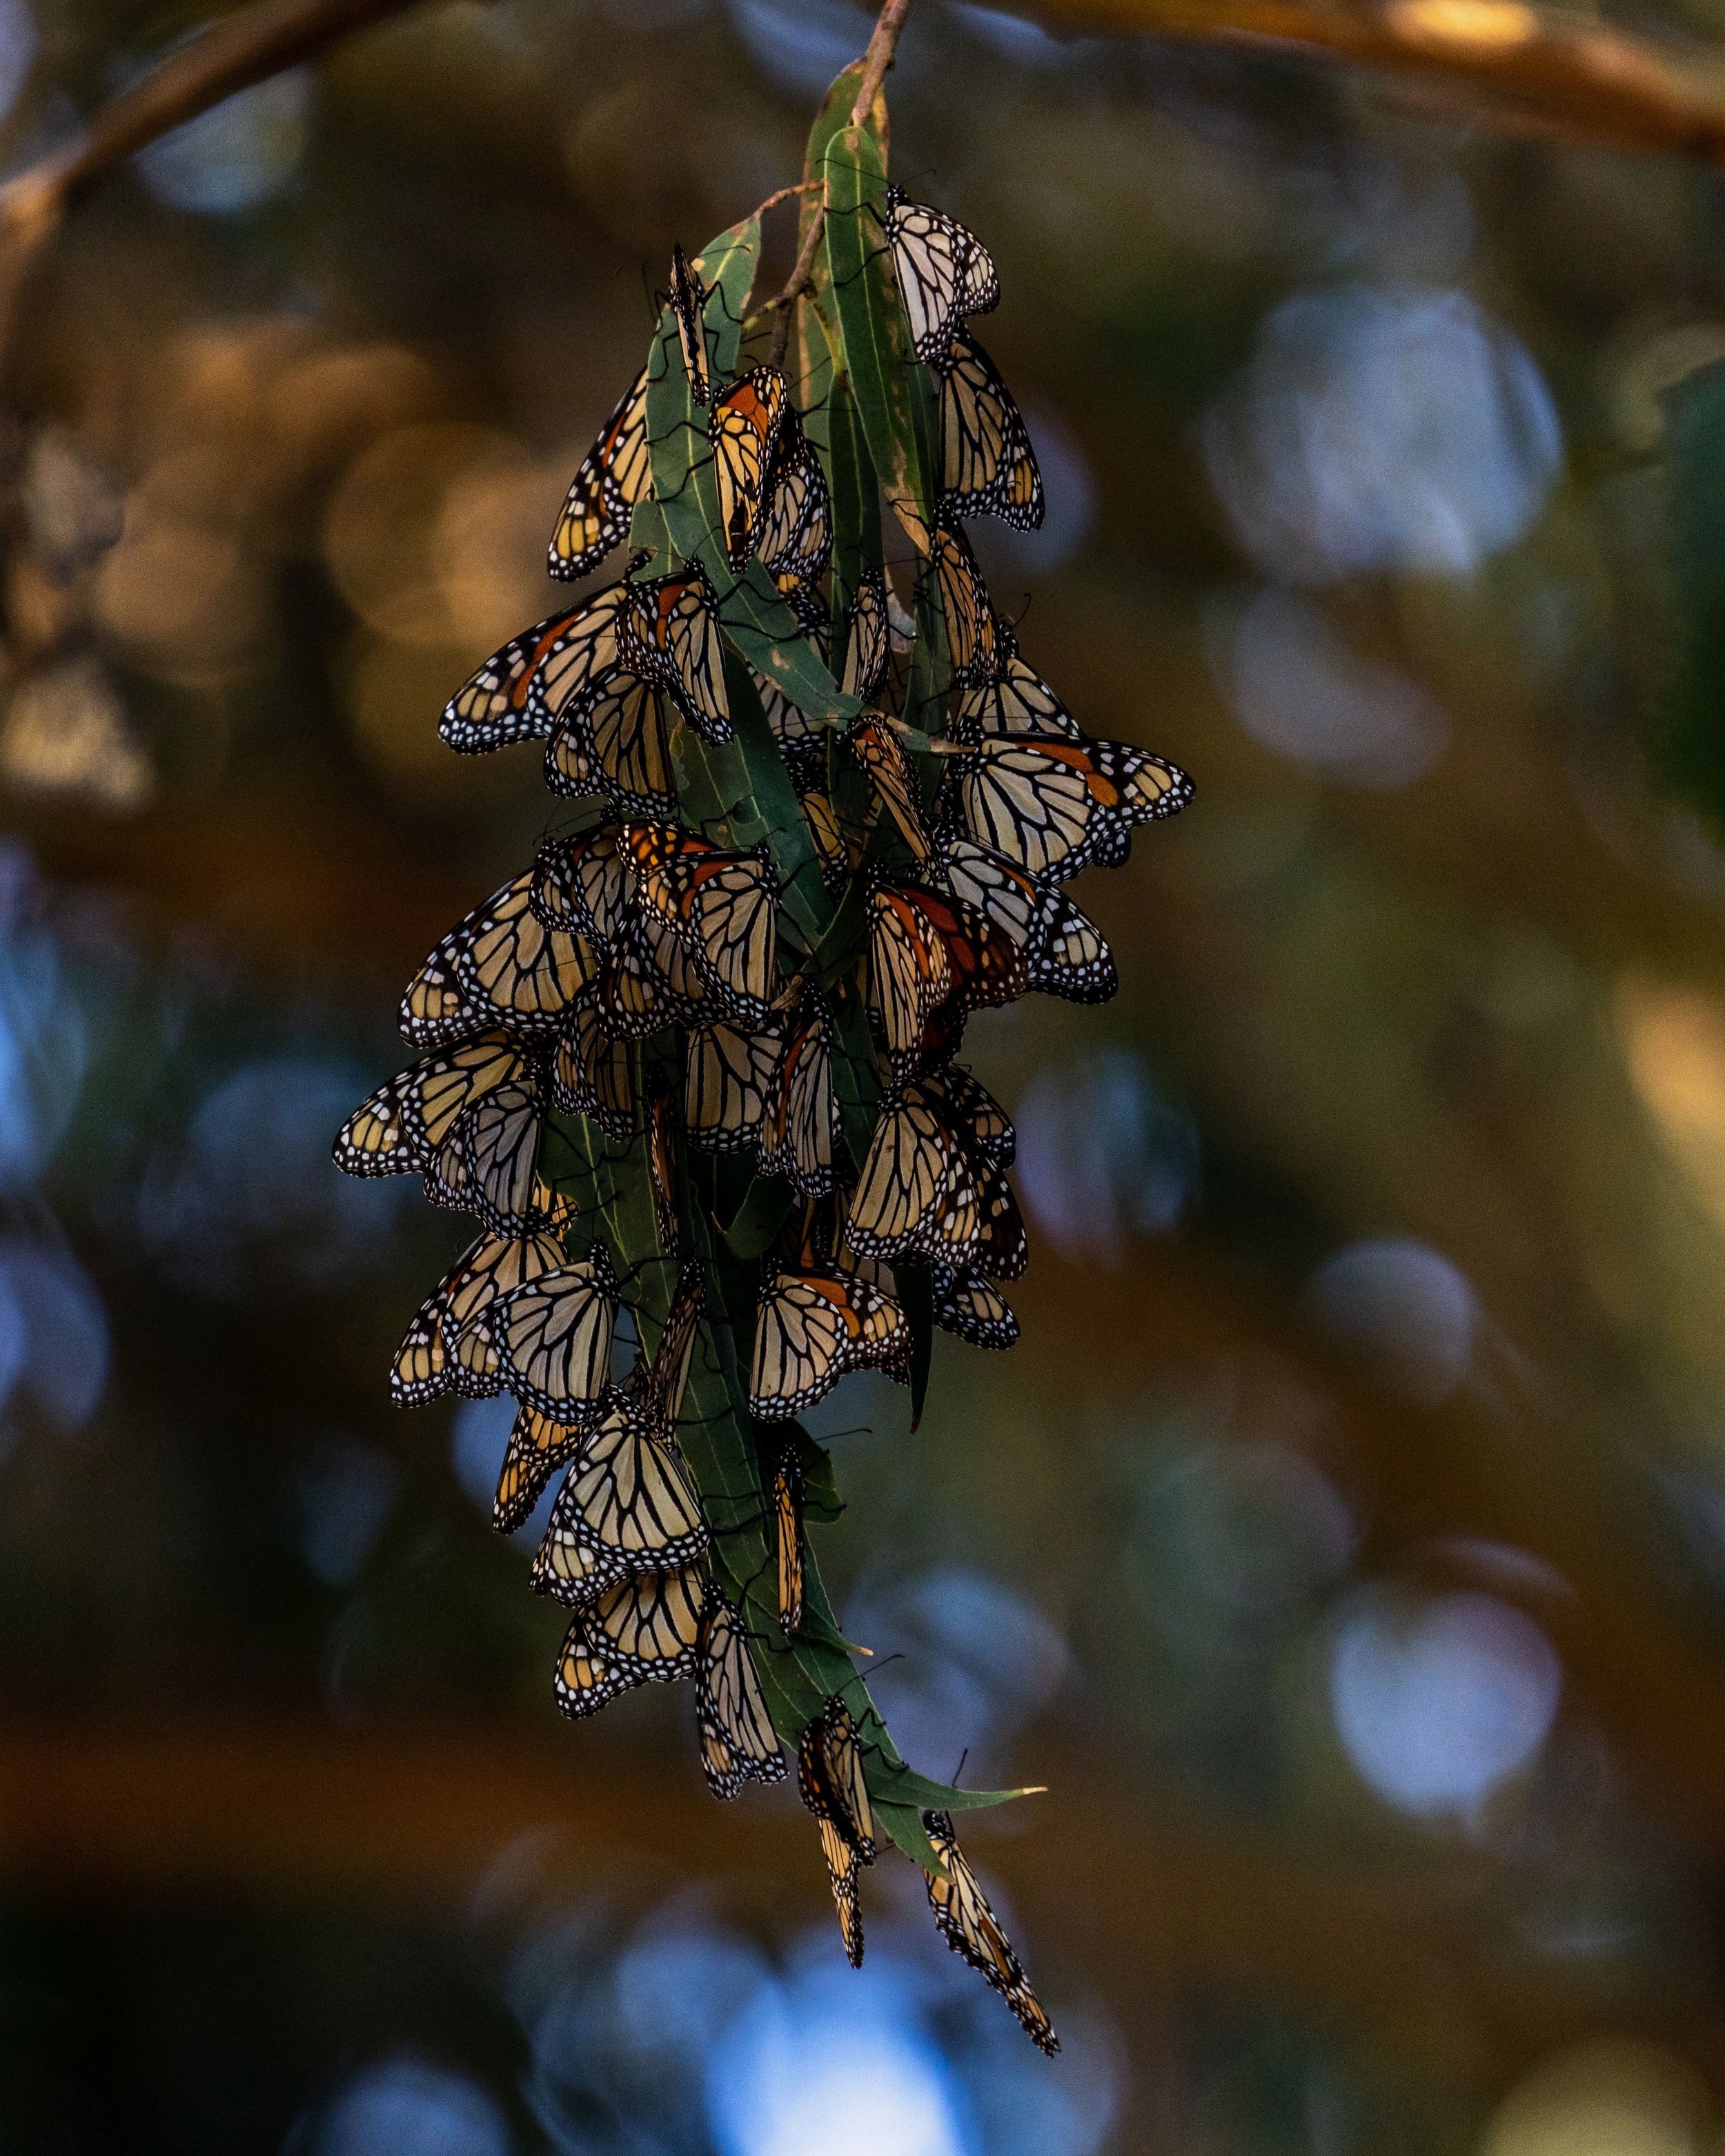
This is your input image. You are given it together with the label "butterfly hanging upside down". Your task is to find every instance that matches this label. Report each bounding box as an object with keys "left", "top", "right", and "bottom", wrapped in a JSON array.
[{"left": 331, "top": 117, "right": 1194, "bottom": 2057}]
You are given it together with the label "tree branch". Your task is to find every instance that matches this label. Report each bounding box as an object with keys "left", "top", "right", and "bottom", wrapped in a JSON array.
[
  {"left": 0, "top": 0, "right": 429, "bottom": 361},
  {"left": 1021, "top": 0, "right": 1725, "bottom": 165},
  {"left": 851, "top": 0, "right": 914, "bottom": 128}
]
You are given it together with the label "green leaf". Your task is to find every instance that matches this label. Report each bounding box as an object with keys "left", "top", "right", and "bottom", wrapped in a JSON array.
[
  {"left": 692, "top": 216, "right": 761, "bottom": 380},
  {"left": 819, "top": 125, "right": 934, "bottom": 554},
  {"left": 721, "top": 1174, "right": 794, "bottom": 1260}
]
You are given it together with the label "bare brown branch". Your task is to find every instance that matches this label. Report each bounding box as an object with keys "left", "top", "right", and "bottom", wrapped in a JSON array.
[
  {"left": 851, "top": 0, "right": 915, "bottom": 128},
  {"left": 1020, "top": 0, "right": 1725, "bottom": 164}
]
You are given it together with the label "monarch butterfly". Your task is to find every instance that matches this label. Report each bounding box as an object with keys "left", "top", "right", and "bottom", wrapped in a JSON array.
[
  {"left": 841, "top": 569, "right": 890, "bottom": 702},
  {"left": 931, "top": 1265, "right": 1019, "bottom": 1350},
  {"left": 398, "top": 951, "right": 486, "bottom": 1051},
  {"left": 549, "top": 368, "right": 651, "bottom": 580},
  {"left": 937, "top": 330, "right": 1043, "bottom": 532},
  {"left": 531, "top": 1394, "right": 709, "bottom": 1606},
  {"left": 545, "top": 672, "right": 679, "bottom": 818},
  {"left": 884, "top": 186, "right": 999, "bottom": 364},
  {"left": 622, "top": 570, "right": 731, "bottom": 740},
  {"left": 754, "top": 655, "right": 825, "bottom": 761},
  {"left": 921, "top": 1810, "right": 1058, "bottom": 2053},
  {"left": 867, "top": 884, "right": 1025, "bottom": 1058},
  {"left": 937, "top": 836, "right": 1116, "bottom": 1003},
  {"left": 749, "top": 1269, "right": 909, "bottom": 1419},
  {"left": 924, "top": 524, "right": 998, "bottom": 689},
  {"left": 760, "top": 426, "right": 832, "bottom": 589},
  {"left": 553, "top": 1563, "right": 707, "bottom": 1718},
  {"left": 441, "top": 586, "right": 630, "bottom": 754},
  {"left": 798, "top": 1701, "right": 876, "bottom": 1966},
  {"left": 684, "top": 1019, "right": 782, "bottom": 1151},
  {"left": 847, "top": 716, "right": 929, "bottom": 862},
  {"left": 773, "top": 1450, "right": 805, "bottom": 1633},
  {"left": 920, "top": 1060, "right": 1014, "bottom": 1166},
  {"left": 952, "top": 646, "right": 1081, "bottom": 745},
  {"left": 845, "top": 1081, "right": 985, "bottom": 1269},
  {"left": 626, "top": 824, "right": 778, "bottom": 1018},
  {"left": 530, "top": 824, "right": 631, "bottom": 949},
  {"left": 598, "top": 906, "right": 711, "bottom": 1039},
  {"left": 486, "top": 1247, "right": 618, "bottom": 1421},
  {"left": 800, "top": 790, "right": 851, "bottom": 882},
  {"left": 632, "top": 1261, "right": 706, "bottom": 1432},
  {"left": 945, "top": 731, "right": 1193, "bottom": 881},
  {"left": 405, "top": 873, "right": 597, "bottom": 1042},
  {"left": 756, "top": 995, "right": 838, "bottom": 1199},
  {"left": 669, "top": 243, "right": 711, "bottom": 403},
  {"left": 333, "top": 1032, "right": 538, "bottom": 1177},
  {"left": 420, "top": 1121, "right": 473, "bottom": 1218},
  {"left": 647, "top": 1080, "right": 680, "bottom": 1252},
  {"left": 710, "top": 366, "right": 787, "bottom": 571},
  {"left": 455, "top": 1077, "right": 544, "bottom": 1236},
  {"left": 551, "top": 1002, "right": 636, "bottom": 1139},
  {"left": 698, "top": 1594, "right": 787, "bottom": 1799},
  {"left": 494, "top": 1403, "right": 589, "bottom": 1535},
  {"left": 389, "top": 1223, "right": 566, "bottom": 1407}
]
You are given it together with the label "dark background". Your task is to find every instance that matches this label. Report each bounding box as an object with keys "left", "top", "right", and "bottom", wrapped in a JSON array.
[{"left": 3, "top": 0, "right": 1725, "bottom": 2149}]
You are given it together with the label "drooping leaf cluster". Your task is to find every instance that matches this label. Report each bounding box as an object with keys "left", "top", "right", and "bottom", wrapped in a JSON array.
[{"left": 331, "top": 58, "right": 1190, "bottom": 2051}]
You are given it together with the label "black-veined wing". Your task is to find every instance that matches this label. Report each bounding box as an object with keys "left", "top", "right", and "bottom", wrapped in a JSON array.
[
  {"left": 800, "top": 790, "right": 851, "bottom": 884},
  {"left": 494, "top": 1403, "right": 588, "bottom": 1534},
  {"left": 847, "top": 715, "right": 929, "bottom": 862},
  {"left": 773, "top": 1450, "right": 804, "bottom": 1634},
  {"left": 840, "top": 568, "right": 890, "bottom": 702},
  {"left": 709, "top": 366, "right": 787, "bottom": 572},
  {"left": 552, "top": 1002, "right": 636, "bottom": 1140},
  {"left": 952, "top": 646, "right": 1081, "bottom": 745},
  {"left": 931, "top": 1265, "right": 1018, "bottom": 1350},
  {"left": 598, "top": 907, "right": 711, "bottom": 1040},
  {"left": 440, "top": 606, "right": 585, "bottom": 755},
  {"left": 918, "top": 1060, "right": 1014, "bottom": 1169},
  {"left": 546, "top": 671, "right": 679, "bottom": 818},
  {"left": 530, "top": 824, "right": 631, "bottom": 948},
  {"left": 923, "top": 1809, "right": 1058, "bottom": 2039},
  {"left": 398, "top": 951, "right": 485, "bottom": 1050},
  {"left": 669, "top": 244, "right": 711, "bottom": 403},
  {"left": 798, "top": 1700, "right": 876, "bottom": 1965},
  {"left": 945, "top": 733, "right": 1193, "bottom": 881},
  {"left": 923, "top": 1809, "right": 1058, "bottom": 2053},
  {"left": 698, "top": 1594, "right": 786, "bottom": 1799},
  {"left": 754, "top": 663, "right": 825, "bottom": 760},
  {"left": 625, "top": 823, "right": 777, "bottom": 1018},
  {"left": 549, "top": 369, "right": 650, "bottom": 581},
  {"left": 756, "top": 996, "right": 838, "bottom": 1199},
  {"left": 635, "top": 1262, "right": 705, "bottom": 1432},
  {"left": 938, "top": 330, "right": 1043, "bottom": 532},
  {"left": 760, "top": 425, "right": 831, "bottom": 587},
  {"left": 749, "top": 1269, "right": 908, "bottom": 1421},
  {"left": 411, "top": 871, "right": 596, "bottom": 1038},
  {"left": 937, "top": 835, "right": 1115, "bottom": 1002},
  {"left": 531, "top": 1394, "right": 707, "bottom": 1606},
  {"left": 685, "top": 1019, "right": 781, "bottom": 1153},
  {"left": 524, "top": 584, "right": 631, "bottom": 731},
  {"left": 884, "top": 186, "right": 998, "bottom": 364},
  {"left": 647, "top": 1079, "right": 680, "bottom": 1252},
  {"left": 867, "top": 883, "right": 1024, "bottom": 1058},
  {"left": 456, "top": 1078, "right": 544, "bottom": 1236},
  {"left": 921, "top": 524, "right": 997, "bottom": 689},
  {"left": 390, "top": 1225, "right": 565, "bottom": 1408},
  {"left": 553, "top": 1563, "right": 705, "bottom": 1718},
  {"left": 489, "top": 1249, "right": 618, "bottom": 1420},
  {"left": 333, "top": 1033, "right": 535, "bottom": 1176},
  {"left": 845, "top": 1081, "right": 985, "bottom": 1269},
  {"left": 624, "top": 569, "right": 731, "bottom": 741}
]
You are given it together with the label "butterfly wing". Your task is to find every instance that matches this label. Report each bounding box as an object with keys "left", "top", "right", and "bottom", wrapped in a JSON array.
[
  {"left": 531, "top": 1396, "right": 707, "bottom": 1605},
  {"left": 440, "top": 606, "right": 585, "bottom": 754},
  {"left": 492, "top": 1254, "right": 618, "bottom": 1419},
  {"left": 710, "top": 367, "right": 787, "bottom": 572},
  {"left": 773, "top": 1452, "right": 805, "bottom": 1633},
  {"left": 848, "top": 718, "right": 929, "bottom": 862},
  {"left": 698, "top": 1594, "right": 787, "bottom": 1799},
  {"left": 685, "top": 1020, "right": 782, "bottom": 1152},
  {"left": 627, "top": 572, "right": 731, "bottom": 741},
  {"left": 937, "top": 836, "right": 1116, "bottom": 1003},
  {"left": 553, "top": 1563, "right": 706, "bottom": 1717},
  {"left": 938, "top": 330, "right": 1043, "bottom": 531},
  {"left": 549, "top": 369, "right": 651, "bottom": 580},
  {"left": 749, "top": 1271, "right": 909, "bottom": 1420}
]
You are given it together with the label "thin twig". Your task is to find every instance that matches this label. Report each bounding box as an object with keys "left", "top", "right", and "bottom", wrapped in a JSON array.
[
  {"left": 851, "top": 0, "right": 915, "bottom": 127},
  {"left": 767, "top": 197, "right": 829, "bottom": 370},
  {"left": 0, "top": 0, "right": 428, "bottom": 371},
  {"left": 752, "top": 180, "right": 822, "bottom": 220}
]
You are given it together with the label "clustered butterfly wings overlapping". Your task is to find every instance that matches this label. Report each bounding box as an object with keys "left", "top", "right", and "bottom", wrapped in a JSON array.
[{"left": 331, "top": 185, "right": 1195, "bottom": 2052}]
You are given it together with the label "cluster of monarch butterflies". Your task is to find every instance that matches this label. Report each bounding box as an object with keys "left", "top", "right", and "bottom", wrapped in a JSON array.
[{"left": 334, "top": 154, "right": 1190, "bottom": 2056}]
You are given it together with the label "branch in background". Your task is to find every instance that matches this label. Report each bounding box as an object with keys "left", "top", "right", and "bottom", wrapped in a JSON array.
[
  {"left": 1029, "top": 0, "right": 1725, "bottom": 164},
  {"left": 0, "top": 0, "right": 428, "bottom": 359}
]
